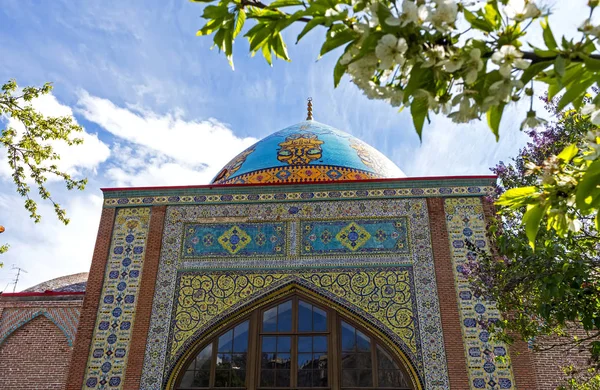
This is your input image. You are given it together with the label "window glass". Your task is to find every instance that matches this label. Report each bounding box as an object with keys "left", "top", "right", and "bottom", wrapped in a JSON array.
[
  {"left": 177, "top": 297, "right": 412, "bottom": 390},
  {"left": 215, "top": 321, "right": 249, "bottom": 387},
  {"left": 179, "top": 343, "right": 212, "bottom": 388},
  {"left": 297, "top": 335, "right": 328, "bottom": 387},
  {"left": 340, "top": 322, "right": 372, "bottom": 388},
  {"left": 278, "top": 300, "right": 293, "bottom": 332},
  {"left": 377, "top": 345, "right": 410, "bottom": 388}
]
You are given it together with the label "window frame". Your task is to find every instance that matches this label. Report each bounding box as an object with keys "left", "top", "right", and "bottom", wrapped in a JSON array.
[{"left": 174, "top": 293, "right": 413, "bottom": 390}]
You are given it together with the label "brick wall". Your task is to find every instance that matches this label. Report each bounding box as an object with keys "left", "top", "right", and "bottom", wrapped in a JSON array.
[
  {"left": 124, "top": 205, "right": 167, "bottom": 388},
  {"left": 426, "top": 198, "right": 471, "bottom": 389},
  {"left": 531, "top": 328, "right": 597, "bottom": 389},
  {"left": 65, "top": 207, "right": 116, "bottom": 390},
  {"left": 0, "top": 315, "right": 73, "bottom": 390}
]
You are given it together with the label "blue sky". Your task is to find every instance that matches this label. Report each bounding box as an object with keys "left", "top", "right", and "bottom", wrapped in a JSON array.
[{"left": 0, "top": 0, "right": 588, "bottom": 290}]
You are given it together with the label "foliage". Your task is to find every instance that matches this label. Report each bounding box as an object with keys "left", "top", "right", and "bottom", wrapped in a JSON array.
[
  {"left": 192, "top": 0, "right": 600, "bottom": 237},
  {"left": 0, "top": 79, "right": 88, "bottom": 247},
  {"left": 466, "top": 98, "right": 600, "bottom": 387}
]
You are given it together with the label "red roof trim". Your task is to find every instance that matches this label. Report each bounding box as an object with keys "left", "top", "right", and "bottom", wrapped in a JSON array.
[
  {"left": 1, "top": 291, "right": 85, "bottom": 297},
  {"left": 101, "top": 175, "right": 497, "bottom": 192}
]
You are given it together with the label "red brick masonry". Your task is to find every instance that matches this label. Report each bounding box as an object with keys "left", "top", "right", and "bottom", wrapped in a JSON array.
[
  {"left": 65, "top": 207, "right": 116, "bottom": 390},
  {"left": 124, "top": 205, "right": 167, "bottom": 389},
  {"left": 426, "top": 198, "right": 470, "bottom": 389}
]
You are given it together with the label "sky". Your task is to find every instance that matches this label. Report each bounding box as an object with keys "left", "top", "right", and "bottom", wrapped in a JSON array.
[{"left": 0, "top": 0, "right": 588, "bottom": 291}]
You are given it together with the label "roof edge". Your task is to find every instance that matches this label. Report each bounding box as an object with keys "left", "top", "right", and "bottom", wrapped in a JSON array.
[{"left": 101, "top": 175, "right": 497, "bottom": 193}]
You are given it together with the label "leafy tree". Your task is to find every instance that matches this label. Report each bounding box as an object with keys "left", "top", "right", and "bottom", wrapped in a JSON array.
[
  {"left": 0, "top": 79, "right": 88, "bottom": 255},
  {"left": 466, "top": 97, "right": 600, "bottom": 388},
  {"left": 191, "top": 0, "right": 600, "bottom": 237}
]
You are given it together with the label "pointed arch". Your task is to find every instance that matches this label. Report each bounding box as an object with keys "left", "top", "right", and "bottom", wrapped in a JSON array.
[
  {"left": 166, "top": 279, "right": 423, "bottom": 390},
  {"left": 0, "top": 308, "right": 78, "bottom": 347}
]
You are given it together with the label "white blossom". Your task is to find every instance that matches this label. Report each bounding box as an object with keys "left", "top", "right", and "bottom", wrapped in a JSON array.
[
  {"left": 579, "top": 19, "right": 600, "bottom": 37},
  {"left": 449, "top": 95, "right": 478, "bottom": 123},
  {"left": 369, "top": 2, "right": 380, "bottom": 27},
  {"left": 489, "top": 78, "right": 524, "bottom": 103},
  {"left": 442, "top": 55, "right": 463, "bottom": 73},
  {"left": 465, "top": 49, "right": 484, "bottom": 84},
  {"left": 375, "top": 34, "right": 408, "bottom": 69},
  {"left": 504, "top": 0, "right": 541, "bottom": 22},
  {"left": 421, "top": 45, "right": 446, "bottom": 68},
  {"left": 520, "top": 110, "right": 547, "bottom": 130},
  {"left": 491, "top": 45, "right": 530, "bottom": 78},
  {"left": 429, "top": 0, "right": 458, "bottom": 31},
  {"left": 582, "top": 104, "right": 600, "bottom": 125}
]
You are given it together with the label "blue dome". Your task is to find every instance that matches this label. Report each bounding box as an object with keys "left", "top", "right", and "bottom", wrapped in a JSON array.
[{"left": 212, "top": 120, "right": 405, "bottom": 185}]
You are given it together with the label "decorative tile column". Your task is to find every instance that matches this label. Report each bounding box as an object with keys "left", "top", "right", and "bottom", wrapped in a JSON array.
[
  {"left": 82, "top": 207, "right": 151, "bottom": 389},
  {"left": 444, "top": 198, "right": 516, "bottom": 390}
]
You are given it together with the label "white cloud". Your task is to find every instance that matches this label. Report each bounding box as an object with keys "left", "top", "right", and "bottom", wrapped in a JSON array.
[
  {"left": 0, "top": 192, "right": 102, "bottom": 291},
  {"left": 76, "top": 91, "right": 258, "bottom": 186},
  {"left": 0, "top": 93, "right": 110, "bottom": 180},
  {"left": 397, "top": 106, "right": 531, "bottom": 177}
]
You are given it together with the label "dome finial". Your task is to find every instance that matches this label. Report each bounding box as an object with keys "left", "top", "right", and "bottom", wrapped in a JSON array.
[{"left": 306, "top": 97, "right": 313, "bottom": 120}]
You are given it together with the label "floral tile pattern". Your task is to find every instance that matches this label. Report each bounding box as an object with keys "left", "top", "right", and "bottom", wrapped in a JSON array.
[
  {"left": 444, "top": 198, "right": 516, "bottom": 390},
  {"left": 140, "top": 198, "right": 450, "bottom": 390},
  {"left": 83, "top": 207, "right": 151, "bottom": 389}
]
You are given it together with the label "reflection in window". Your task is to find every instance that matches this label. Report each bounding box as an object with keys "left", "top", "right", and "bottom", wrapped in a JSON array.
[
  {"left": 377, "top": 346, "right": 411, "bottom": 388},
  {"left": 341, "top": 321, "right": 372, "bottom": 388},
  {"left": 298, "top": 335, "right": 328, "bottom": 387},
  {"left": 179, "top": 343, "right": 212, "bottom": 388},
  {"left": 263, "top": 300, "right": 292, "bottom": 332},
  {"left": 216, "top": 321, "right": 249, "bottom": 387},
  {"left": 176, "top": 296, "right": 412, "bottom": 390},
  {"left": 260, "top": 335, "right": 291, "bottom": 387}
]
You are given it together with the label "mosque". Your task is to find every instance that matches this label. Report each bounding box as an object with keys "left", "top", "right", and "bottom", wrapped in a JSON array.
[{"left": 0, "top": 106, "right": 568, "bottom": 389}]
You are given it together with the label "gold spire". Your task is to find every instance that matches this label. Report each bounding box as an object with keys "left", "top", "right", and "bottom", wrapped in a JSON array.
[{"left": 306, "top": 97, "right": 313, "bottom": 120}]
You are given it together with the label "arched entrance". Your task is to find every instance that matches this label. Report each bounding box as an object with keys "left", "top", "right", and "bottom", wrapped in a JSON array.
[{"left": 168, "top": 291, "right": 421, "bottom": 390}]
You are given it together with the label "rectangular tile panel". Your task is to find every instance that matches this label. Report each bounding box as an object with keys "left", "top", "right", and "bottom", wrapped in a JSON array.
[
  {"left": 300, "top": 217, "right": 409, "bottom": 256},
  {"left": 182, "top": 222, "right": 287, "bottom": 258}
]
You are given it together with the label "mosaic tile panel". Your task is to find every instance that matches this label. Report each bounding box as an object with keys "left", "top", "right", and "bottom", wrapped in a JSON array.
[
  {"left": 444, "top": 198, "right": 516, "bottom": 390},
  {"left": 181, "top": 222, "right": 287, "bottom": 258},
  {"left": 0, "top": 307, "right": 80, "bottom": 346},
  {"left": 300, "top": 218, "right": 409, "bottom": 256},
  {"left": 83, "top": 207, "right": 151, "bottom": 390},
  {"left": 170, "top": 269, "right": 417, "bottom": 362},
  {"left": 141, "top": 199, "right": 450, "bottom": 390},
  {"left": 103, "top": 183, "right": 494, "bottom": 207}
]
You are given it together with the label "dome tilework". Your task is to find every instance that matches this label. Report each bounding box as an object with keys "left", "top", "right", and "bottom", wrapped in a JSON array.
[{"left": 212, "top": 120, "right": 405, "bottom": 184}]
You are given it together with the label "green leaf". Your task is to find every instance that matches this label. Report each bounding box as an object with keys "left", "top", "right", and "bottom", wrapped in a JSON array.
[
  {"left": 333, "top": 57, "right": 347, "bottom": 87},
  {"left": 410, "top": 94, "right": 429, "bottom": 140},
  {"left": 483, "top": 3, "right": 500, "bottom": 29},
  {"left": 581, "top": 54, "right": 600, "bottom": 72},
  {"left": 202, "top": 5, "right": 229, "bottom": 19},
  {"left": 496, "top": 186, "right": 537, "bottom": 207},
  {"left": 541, "top": 17, "right": 558, "bottom": 50},
  {"left": 268, "top": 0, "right": 304, "bottom": 7},
  {"left": 557, "top": 143, "right": 579, "bottom": 162},
  {"left": 463, "top": 9, "right": 493, "bottom": 32},
  {"left": 486, "top": 103, "right": 505, "bottom": 141},
  {"left": 296, "top": 17, "right": 325, "bottom": 42},
  {"left": 557, "top": 76, "right": 598, "bottom": 111},
  {"left": 197, "top": 18, "right": 223, "bottom": 36},
  {"left": 248, "top": 25, "right": 272, "bottom": 52},
  {"left": 533, "top": 47, "right": 557, "bottom": 58},
  {"left": 233, "top": 9, "right": 246, "bottom": 38},
  {"left": 523, "top": 204, "right": 546, "bottom": 250},
  {"left": 272, "top": 33, "right": 290, "bottom": 60},
  {"left": 262, "top": 44, "right": 273, "bottom": 65},
  {"left": 319, "top": 27, "right": 356, "bottom": 57},
  {"left": 520, "top": 60, "right": 553, "bottom": 84},
  {"left": 554, "top": 56, "right": 566, "bottom": 77},
  {"left": 576, "top": 159, "right": 600, "bottom": 211},
  {"left": 595, "top": 212, "right": 600, "bottom": 231}
]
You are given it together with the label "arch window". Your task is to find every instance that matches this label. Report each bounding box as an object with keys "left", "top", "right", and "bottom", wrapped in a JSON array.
[{"left": 176, "top": 296, "right": 413, "bottom": 390}]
